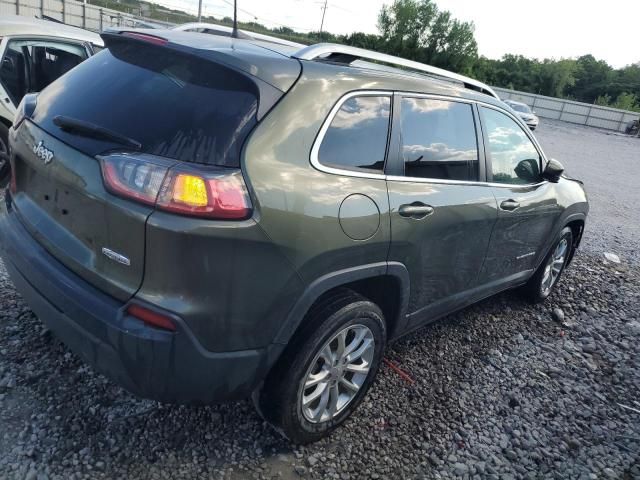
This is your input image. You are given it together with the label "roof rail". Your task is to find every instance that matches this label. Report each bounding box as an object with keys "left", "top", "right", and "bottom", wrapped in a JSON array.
[{"left": 293, "top": 43, "right": 499, "bottom": 99}]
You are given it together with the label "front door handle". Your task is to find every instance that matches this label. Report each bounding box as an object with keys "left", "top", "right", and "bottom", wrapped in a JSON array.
[
  {"left": 399, "top": 202, "right": 434, "bottom": 219},
  {"left": 500, "top": 199, "right": 520, "bottom": 211}
]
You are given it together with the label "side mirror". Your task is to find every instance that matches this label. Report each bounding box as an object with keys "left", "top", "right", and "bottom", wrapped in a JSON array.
[{"left": 543, "top": 158, "right": 564, "bottom": 183}]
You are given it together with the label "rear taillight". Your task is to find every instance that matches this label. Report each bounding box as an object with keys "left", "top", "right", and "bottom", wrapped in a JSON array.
[
  {"left": 99, "top": 154, "right": 252, "bottom": 220},
  {"left": 100, "top": 153, "right": 169, "bottom": 205},
  {"left": 156, "top": 170, "right": 251, "bottom": 219}
]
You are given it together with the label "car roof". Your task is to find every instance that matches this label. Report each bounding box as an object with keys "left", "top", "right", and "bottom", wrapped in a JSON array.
[
  {"left": 106, "top": 28, "right": 503, "bottom": 104},
  {"left": 0, "top": 15, "right": 103, "bottom": 46},
  {"left": 299, "top": 59, "right": 506, "bottom": 108}
]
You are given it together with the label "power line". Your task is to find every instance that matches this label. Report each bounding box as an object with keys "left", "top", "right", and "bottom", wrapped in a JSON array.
[
  {"left": 319, "top": 0, "right": 327, "bottom": 35},
  {"left": 202, "top": 0, "right": 314, "bottom": 31},
  {"left": 147, "top": 0, "right": 316, "bottom": 32}
]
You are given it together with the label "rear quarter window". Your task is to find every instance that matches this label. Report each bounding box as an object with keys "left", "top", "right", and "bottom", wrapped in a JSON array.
[{"left": 317, "top": 95, "right": 391, "bottom": 173}]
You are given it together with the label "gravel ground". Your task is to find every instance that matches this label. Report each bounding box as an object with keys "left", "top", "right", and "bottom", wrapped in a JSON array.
[
  {"left": 1, "top": 121, "right": 639, "bottom": 479},
  {"left": 536, "top": 119, "right": 640, "bottom": 266}
]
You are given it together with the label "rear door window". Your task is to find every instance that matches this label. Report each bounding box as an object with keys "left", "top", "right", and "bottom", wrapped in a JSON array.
[
  {"left": 399, "top": 97, "right": 479, "bottom": 181},
  {"left": 317, "top": 95, "right": 391, "bottom": 173},
  {"left": 31, "top": 41, "right": 260, "bottom": 167},
  {"left": 0, "top": 39, "right": 87, "bottom": 105}
]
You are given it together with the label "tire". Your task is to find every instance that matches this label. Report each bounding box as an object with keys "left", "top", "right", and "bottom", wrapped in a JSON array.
[
  {"left": 522, "top": 227, "right": 573, "bottom": 303},
  {"left": 0, "top": 122, "right": 10, "bottom": 189},
  {"left": 255, "top": 289, "right": 386, "bottom": 444}
]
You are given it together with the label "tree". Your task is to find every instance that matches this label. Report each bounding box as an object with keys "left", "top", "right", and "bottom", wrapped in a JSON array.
[
  {"left": 536, "top": 59, "right": 577, "bottom": 98},
  {"left": 568, "top": 55, "right": 613, "bottom": 103},
  {"left": 340, "top": 32, "right": 383, "bottom": 51},
  {"left": 611, "top": 92, "right": 639, "bottom": 111},
  {"left": 613, "top": 65, "right": 640, "bottom": 99},
  {"left": 377, "top": 0, "right": 478, "bottom": 74}
]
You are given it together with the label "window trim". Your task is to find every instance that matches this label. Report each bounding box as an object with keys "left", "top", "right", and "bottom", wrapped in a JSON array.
[
  {"left": 394, "top": 94, "right": 484, "bottom": 183},
  {"left": 310, "top": 90, "right": 549, "bottom": 189},
  {"left": 311, "top": 90, "right": 392, "bottom": 180},
  {"left": 478, "top": 103, "right": 546, "bottom": 186}
]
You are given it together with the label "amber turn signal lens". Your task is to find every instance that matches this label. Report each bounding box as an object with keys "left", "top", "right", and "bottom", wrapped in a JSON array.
[{"left": 171, "top": 174, "right": 208, "bottom": 207}]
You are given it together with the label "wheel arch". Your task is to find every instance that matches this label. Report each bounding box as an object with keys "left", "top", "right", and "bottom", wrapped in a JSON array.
[
  {"left": 532, "top": 212, "right": 586, "bottom": 273},
  {"left": 564, "top": 216, "right": 585, "bottom": 266},
  {"left": 273, "top": 262, "right": 410, "bottom": 347}
]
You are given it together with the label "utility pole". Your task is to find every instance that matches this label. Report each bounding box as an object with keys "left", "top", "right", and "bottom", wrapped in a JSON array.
[
  {"left": 197, "top": 0, "right": 202, "bottom": 21},
  {"left": 231, "top": 0, "right": 239, "bottom": 38},
  {"left": 319, "top": 0, "right": 327, "bottom": 40}
]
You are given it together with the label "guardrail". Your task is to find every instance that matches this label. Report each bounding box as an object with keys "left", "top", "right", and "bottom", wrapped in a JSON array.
[{"left": 494, "top": 87, "right": 638, "bottom": 133}]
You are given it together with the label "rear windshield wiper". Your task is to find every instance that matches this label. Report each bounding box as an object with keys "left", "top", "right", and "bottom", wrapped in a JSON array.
[{"left": 53, "top": 115, "right": 142, "bottom": 151}]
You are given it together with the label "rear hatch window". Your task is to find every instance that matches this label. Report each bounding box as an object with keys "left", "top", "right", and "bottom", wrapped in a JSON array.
[{"left": 31, "top": 40, "right": 260, "bottom": 167}]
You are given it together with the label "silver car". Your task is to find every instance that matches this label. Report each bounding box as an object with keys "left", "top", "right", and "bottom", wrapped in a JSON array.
[
  {"left": 503, "top": 99, "right": 539, "bottom": 130},
  {"left": 0, "top": 16, "right": 103, "bottom": 184}
]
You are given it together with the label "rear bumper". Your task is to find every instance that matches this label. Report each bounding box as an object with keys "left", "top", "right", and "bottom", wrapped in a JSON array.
[{"left": 0, "top": 198, "right": 277, "bottom": 403}]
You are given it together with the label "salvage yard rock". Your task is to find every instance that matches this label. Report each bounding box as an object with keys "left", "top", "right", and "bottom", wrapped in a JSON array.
[
  {"left": 551, "top": 307, "right": 565, "bottom": 323},
  {"left": 1, "top": 121, "right": 640, "bottom": 478},
  {"left": 604, "top": 252, "right": 621, "bottom": 264},
  {"left": 0, "top": 250, "right": 638, "bottom": 479}
]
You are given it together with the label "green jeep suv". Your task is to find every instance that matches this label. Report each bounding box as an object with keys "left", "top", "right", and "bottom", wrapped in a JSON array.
[{"left": 0, "top": 30, "right": 588, "bottom": 443}]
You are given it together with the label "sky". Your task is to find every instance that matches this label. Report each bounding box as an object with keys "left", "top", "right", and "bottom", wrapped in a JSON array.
[{"left": 160, "top": 0, "right": 640, "bottom": 68}]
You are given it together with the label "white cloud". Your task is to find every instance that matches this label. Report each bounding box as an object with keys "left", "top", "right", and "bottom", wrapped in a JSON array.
[
  {"left": 404, "top": 142, "right": 477, "bottom": 162},
  {"left": 403, "top": 97, "right": 454, "bottom": 114},
  {"left": 330, "top": 96, "right": 390, "bottom": 129}
]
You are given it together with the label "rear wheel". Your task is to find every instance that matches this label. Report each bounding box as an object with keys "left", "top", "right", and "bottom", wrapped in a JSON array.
[
  {"left": 522, "top": 227, "right": 573, "bottom": 303},
  {"left": 256, "top": 290, "right": 386, "bottom": 444}
]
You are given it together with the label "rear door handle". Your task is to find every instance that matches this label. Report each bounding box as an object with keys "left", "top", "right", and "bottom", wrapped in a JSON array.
[
  {"left": 500, "top": 199, "right": 520, "bottom": 211},
  {"left": 399, "top": 202, "right": 434, "bottom": 219}
]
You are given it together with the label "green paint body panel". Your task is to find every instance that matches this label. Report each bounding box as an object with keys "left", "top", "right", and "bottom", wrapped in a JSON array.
[{"left": 0, "top": 37, "right": 589, "bottom": 403}]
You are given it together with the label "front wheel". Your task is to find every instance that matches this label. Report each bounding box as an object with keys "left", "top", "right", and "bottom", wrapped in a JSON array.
[
  {"left": 256, "top": 290, "right": 386, "bottom": 444},
  {"left": 522, "top": 227, "right": 573, "bottom": 303}
]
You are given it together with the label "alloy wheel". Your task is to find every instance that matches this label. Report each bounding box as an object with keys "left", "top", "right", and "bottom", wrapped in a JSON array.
[
  {"left": 541, "top": 238, "right": 568, "bottom": 296},
  {"left": 300, "top": 324, "right": 375, "bottom": 423}
]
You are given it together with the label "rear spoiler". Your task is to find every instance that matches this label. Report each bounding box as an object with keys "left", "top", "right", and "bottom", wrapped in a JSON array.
[{"left": 100, "top": 31, "right": 287, "bottom": 120}]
